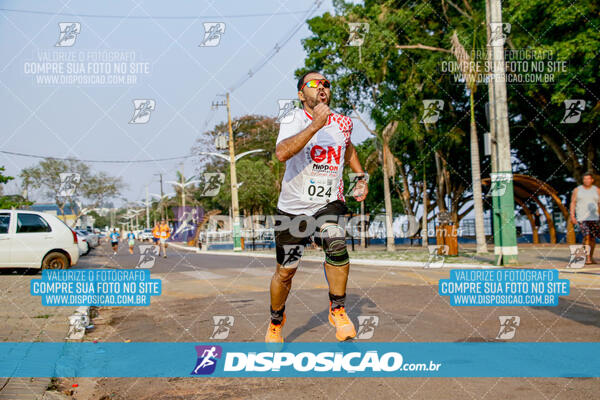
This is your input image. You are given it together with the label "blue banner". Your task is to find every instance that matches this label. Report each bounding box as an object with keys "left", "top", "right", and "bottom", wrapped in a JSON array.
[
  {"left": 1, "top": 342, "right": 599, "bottom": 377},
  {"left": 439, "top": 269, "right": 569, "bottom": 306},
  {"left": 30, "top": 269, "right": 161, "bottom": 306}
]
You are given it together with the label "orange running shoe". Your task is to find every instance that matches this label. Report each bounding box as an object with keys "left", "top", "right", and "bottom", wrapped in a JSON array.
[
  {"left": 265, "top": 313, "right": 286, "bottom": 343},
  {"left": 328, "top": 304, "right": 356, "bottom": 341}
]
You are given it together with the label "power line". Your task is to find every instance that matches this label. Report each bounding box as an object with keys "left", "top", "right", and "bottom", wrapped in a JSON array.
[
  {"left": 0, "top": 7, "right": 312, "bottom": 20},
  {"left": 228, "top": 0, "right": 324, "bottom": 93},
  {"left": 0, "top": 150, "right": 193, "bottom": 164}
]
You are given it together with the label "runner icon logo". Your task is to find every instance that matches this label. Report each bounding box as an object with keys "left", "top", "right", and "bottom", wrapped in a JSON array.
[
  {"left": 191, "top": 345, "right": 222, "bottom": 375},
  {"left": 346, "top": 23, "right": 369, "bottom": 47},
  {"left": 276, "top": 99, "right": 298, "bottom": 123},
  {"left": 210, "top": 316, "right": 234, "bottom": 340},
  {"left": 281, "top": 245, "right": 304, "bottom": 269},
  {"left": 58, "top": 173, "right": 80, "bottom": 197},
  {"left": 420, "top": 100, "right": 444, "bottom": 123},
  {"left": 567, "top": 245, "right": 589, "bottom": 269},
  {"left": 490, "top": 173, "right": 511, "bottom": 197},
  {"left": 425, "top": 245, "right": 449, "bottom": 269},
  {"left": 488, "top": 23, "right": 511, "bottom": 46},
  {"left": 496, "top": 316, "right": 520, "bottom": 340},
  {"left": 561, "top": 100, "right": 586, "bottom": 124},
  {"left": 345, "top": 172, "right": 370, "bottom": 196},
  {"left": 129, "top": 99, "right": 155, "bottom": 124},
  {"left": 136, "top": 245, "right": 158, "bottom": 269},
  {"left": 199, "top": 22, "right": 225, "bottom": 47},
  {"left": 356, "top": 316, "right": 379, "bottom": 339},
  {"left": 199, "top": 173, "right": 225, "bottom": 197},
  {"left": 55, "top": 22, "right": 81, "bottom": 47}
]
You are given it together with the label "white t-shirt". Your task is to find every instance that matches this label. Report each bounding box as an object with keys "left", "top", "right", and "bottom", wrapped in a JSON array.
[{"left": 276, "top": 108, "right": 353, "bottom": 215}]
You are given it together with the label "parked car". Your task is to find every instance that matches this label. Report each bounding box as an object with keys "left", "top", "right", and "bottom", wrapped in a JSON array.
[
  {"left": 138, "top": 228, "right": 153, "bottom": 241},
  {"left": 0, "top": 209, "right": 80, "bottom": 269},
  {"left": 76, "top": 232, "right": 90, "bottom": 256},
  {"left": 76, "top": 229, "right": 99, "bottom": 248}
]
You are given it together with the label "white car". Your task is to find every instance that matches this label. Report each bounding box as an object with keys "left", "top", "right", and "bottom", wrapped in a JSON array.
[
  {"left": 76, "top": 229, "right": 99, "bottom": 248},
  {"left": 76, "top": 232, "right": 90, "bottom": 256},
  {"left": 138, "top": 228, "right": 153, "bottom": 241},
  {"left": 0, "top": 209, "right": 80, "bottom": 269}
]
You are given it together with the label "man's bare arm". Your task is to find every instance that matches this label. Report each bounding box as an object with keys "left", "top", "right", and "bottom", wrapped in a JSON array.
[
  {"left": 344, "top": 142, "right": 364, "bottom": 174},
  {"left": 344, "top": 142, "right": 368, "bottom": 202},
  {"left": 275, "top": 124, "right": 320, "bottom": 162},
  {"left": 276, "top": 103, "right": 331, "bottom": 162},
  {"left": 569, "top": 187, "right": 578, "bottom": 225}
]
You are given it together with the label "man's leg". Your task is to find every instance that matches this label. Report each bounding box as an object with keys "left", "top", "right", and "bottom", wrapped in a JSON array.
[
  {"left": 318, "top": 222, "right": 356, "bottom": 341},
  {"left": 269, "top": 263, "right": 298, "bottom": 323},
  {"left": 266, "top": 220, "right": 305, "bottom": 343},
  {"left": 584, "top": 235, "right": 592, "bottom": 264}
]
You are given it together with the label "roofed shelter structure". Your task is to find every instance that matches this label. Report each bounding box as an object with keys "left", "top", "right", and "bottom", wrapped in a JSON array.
[{"left": 482, "top": 174, "right": 575, "bottom": 244}]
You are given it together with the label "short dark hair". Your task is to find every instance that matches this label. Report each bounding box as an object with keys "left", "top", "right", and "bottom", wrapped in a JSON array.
[
  {"left": 583, "top": 171, "right": 595, "bottom": 179},
  {"left": 297, "top": 70, "right": 323, "bottom": 91}
]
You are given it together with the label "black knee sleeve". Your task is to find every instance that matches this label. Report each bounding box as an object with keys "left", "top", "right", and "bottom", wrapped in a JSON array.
[{"left": 317, "top": 223, "right": 349, "bottom": 266}]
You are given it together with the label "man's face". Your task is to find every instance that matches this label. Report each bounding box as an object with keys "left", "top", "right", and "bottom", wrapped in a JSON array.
[
  {"left": 583, "top": 175, "right": 594, "bottom": 186},
  {"left": 161, "top": 220, "right": 166, "bottom": 225},
  {"left": 298, "top": 73, "right": 331, "bottom": 109}
]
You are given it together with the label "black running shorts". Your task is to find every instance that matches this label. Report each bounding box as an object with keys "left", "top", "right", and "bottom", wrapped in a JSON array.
[{"left": 274, "top": 200, "right": 348, "bottom": 265}]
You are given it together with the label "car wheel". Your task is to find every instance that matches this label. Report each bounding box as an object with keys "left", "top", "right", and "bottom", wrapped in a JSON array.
[{"left": 42, "top": 252, "right": 69, "bottom": 269}]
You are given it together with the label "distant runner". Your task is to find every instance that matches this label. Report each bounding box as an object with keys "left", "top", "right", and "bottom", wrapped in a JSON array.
[
  {"left": 127, "top": 231, "right": 136, "bottom": 254},
  {"left": 152, "top": 222, "right": 161, "bottom": 246},
  {"left": 109, "top": 229, "right": 120, "bottom": 255},
  {"left": 265, "top": 71, "right": 368, "bottom": 343},
  {"left": 159, "top": 219, "right": 171, "bottom": 258},
  {"left": 570, "top": 172, "right": 600, "bottom": 264}
]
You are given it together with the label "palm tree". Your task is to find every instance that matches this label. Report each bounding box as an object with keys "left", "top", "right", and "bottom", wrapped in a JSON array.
[{"left": 450, "top": 31, "right": 488, "bottom": 253}]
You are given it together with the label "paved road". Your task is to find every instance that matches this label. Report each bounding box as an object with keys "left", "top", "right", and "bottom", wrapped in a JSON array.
[{"left": 44, "top": 242, "right": 600, "bottom": 398}]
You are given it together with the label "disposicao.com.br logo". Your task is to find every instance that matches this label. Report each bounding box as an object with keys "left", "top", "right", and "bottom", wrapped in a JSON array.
[{"left": 191, "top": 346, "right": 442, "bottom": 376}]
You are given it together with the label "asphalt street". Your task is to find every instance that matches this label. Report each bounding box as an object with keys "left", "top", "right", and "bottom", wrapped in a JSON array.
[{"left": 60, "top": 242, "right": 600, "bottom": 399}]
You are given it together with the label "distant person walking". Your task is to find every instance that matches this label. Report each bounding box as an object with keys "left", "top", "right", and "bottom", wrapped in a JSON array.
[{"left": 570, "top": 172, "right": 600, "bottom": 264}]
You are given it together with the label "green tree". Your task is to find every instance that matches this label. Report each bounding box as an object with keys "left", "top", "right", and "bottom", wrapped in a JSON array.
[
  {"left": 193, "top": 115, "right": 279, "bottom": 215},
  {"left": 0, "top": 166, "right": 31, "bottom": 208},
  {"left": 504, "top": 0, "right": 600, "bottom": 187},
  {"left": 20, "top": 159, "right": 125, "bottom": 226}
]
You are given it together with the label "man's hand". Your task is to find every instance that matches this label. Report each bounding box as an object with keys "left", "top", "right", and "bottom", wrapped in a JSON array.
[
  {"left": 311, "top": 103, "right": 331, "bottom": 130},
  {"left": 353, "top": 179, "right": 368, "bottom": 202}
]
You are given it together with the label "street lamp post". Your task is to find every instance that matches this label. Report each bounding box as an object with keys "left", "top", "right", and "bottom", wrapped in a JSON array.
[
  {"left": 199, "top": 148, "right": 266, "bottom": 252},
  {"left": 167, "top": 179, "right": 201, "bottom": 209},
  {"left": 150, "top": 193, "right": 175, "bottom": 223}
]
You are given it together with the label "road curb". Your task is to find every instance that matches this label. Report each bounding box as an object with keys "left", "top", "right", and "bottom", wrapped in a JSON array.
[{"left": 169, "top": 242, "right": 498, "bottom": 269}]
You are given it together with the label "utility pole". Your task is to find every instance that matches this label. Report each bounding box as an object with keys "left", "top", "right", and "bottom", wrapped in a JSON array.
[
  {"left": 212, "top": 93, "right": 242, "bottom": 251},
  {"left": 180, "top": 162, "right": 186, "bottom": 209},
  {"left": 145, "top": 186, "right": 150, "bottom": 229},
  {"left": 154, "top": 173, "right": 165, "bottom": 220},
  {"left": 487, "top": 0, "right": 518, "bottom": 265}
]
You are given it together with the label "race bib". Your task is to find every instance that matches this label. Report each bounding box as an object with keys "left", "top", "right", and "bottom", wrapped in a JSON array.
[{"left": 301, "top": 175, "right": 336, "bottom": 203}]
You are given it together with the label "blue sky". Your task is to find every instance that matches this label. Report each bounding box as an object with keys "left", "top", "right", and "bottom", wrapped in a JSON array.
[{"left": 0, "top": 0, "right": 371, "bottom": 204}]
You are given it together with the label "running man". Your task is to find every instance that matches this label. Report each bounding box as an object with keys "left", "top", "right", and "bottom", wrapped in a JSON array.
[
  {"left": 570, "top": 172, "right": 600, "bottom": 264},
  {"left": 265, "top": 71, "right": 368, "bottom": 343},
  {"left": 109, "top": 229, "right": 120, "bottom": 255},
  {"left": 159, "top": 219, "right": 171, "bottom": 258},
  {"left": 126, "top": 230, "right": 136, "bottom": 254},
  {"left": 152, "top": 222, "right": 161, "bottom": 246},
  {"left": 193, "top": 346, "right": 218, "bottom": 374}
]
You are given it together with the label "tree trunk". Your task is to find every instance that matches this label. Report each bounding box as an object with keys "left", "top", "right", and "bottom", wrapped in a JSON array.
[
  {"left": 382, "top": 141, "right": 396, "bottom": 251},
  {"left": 470, "top": 90, "right": 488, "bottom": 253},
  {"left": 422, "top": 169, "right": 429, "bottom": 247}
]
